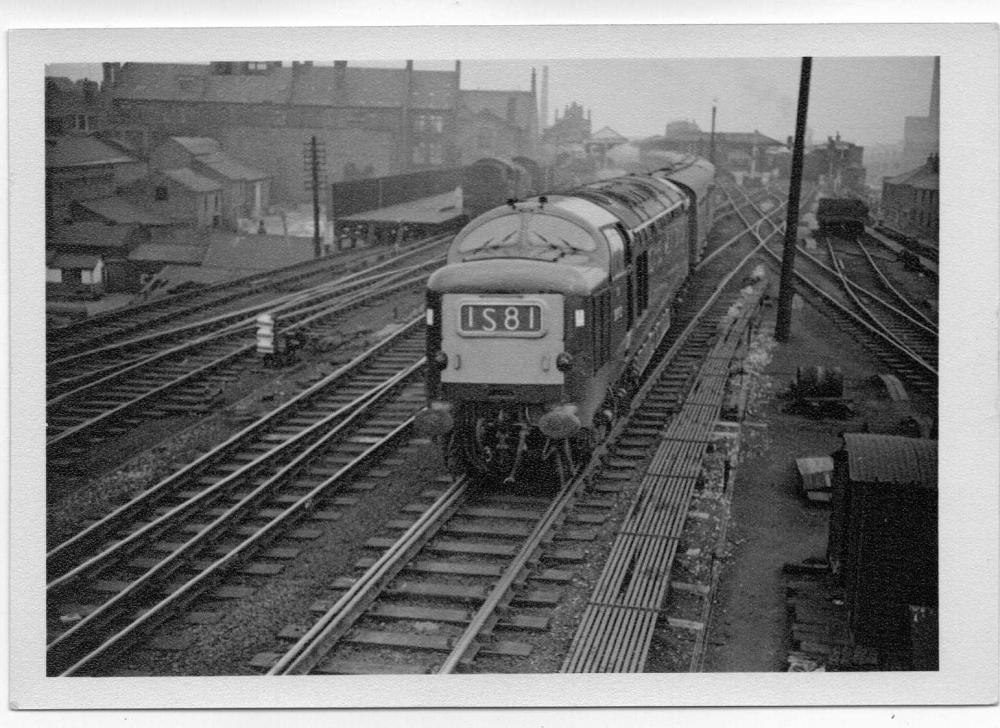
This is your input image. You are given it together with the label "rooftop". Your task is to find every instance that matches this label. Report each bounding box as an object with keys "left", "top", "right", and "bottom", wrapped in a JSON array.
[
  {"left": 46, "top": 136, "right": 138, "bottom": 170},
  {"left": 48, "top": 222, "right": 135, "bottom": 249},
  {"left": 113, "top": 62, "right": 459, "bottom": 110}
]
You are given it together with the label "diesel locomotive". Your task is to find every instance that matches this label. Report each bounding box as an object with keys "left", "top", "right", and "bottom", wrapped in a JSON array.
[{"left": 415, "top": 155, "right": 715, "bottom": 483}]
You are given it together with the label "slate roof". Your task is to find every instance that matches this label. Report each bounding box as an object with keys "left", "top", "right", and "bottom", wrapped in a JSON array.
[
  {"left": 884, "top": 163, "right": 939, "bottom": 191},
  {"left": 49, "top": 222, "right": 133, "bottom": 249},
  {"left": 46, "top": 136, "right": 139, "bottom": 169},
  {"left": 590, "top": 126, "right": 628, "bottom": 143},
  {"left": 50, "top": 253, "right": 103, "bottom": 269},
  {"left": 159, "top": 168, "right": 223, "bottom": 193},
  {"left": 129, "top": 243, "right": 206, "bottom": 264},
  {"left": 461, "top": 90, "right": 536, "bottom": 129},
  {"left": 171, "top": 137, "right": 221, "bottom": 156},
  {"left": 114, "top": 62, "right": 457, "bottom": 110},
  {"left": 75, "top": 197, "right": 172, "bottom": 226},
  {"left": 201, "top": 233, "right": 316, "bottom": 272},
  {"left": 197, "top": 152, "right": 267, "bottom": 181}
]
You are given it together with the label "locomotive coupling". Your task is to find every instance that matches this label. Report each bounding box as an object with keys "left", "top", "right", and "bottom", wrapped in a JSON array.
[
  {"left": 414, "top": 401, "right": 454, "bottom": 436},
  {"left": 537, "top": 404, "right": 581, "bottom": 440}
]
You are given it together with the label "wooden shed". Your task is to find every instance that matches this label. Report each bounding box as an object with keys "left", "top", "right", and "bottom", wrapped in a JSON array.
[{"left": 828, "top": 434, "right": 937, "bottom": 648}]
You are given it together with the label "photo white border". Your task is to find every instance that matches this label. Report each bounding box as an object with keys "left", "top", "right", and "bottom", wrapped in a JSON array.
[{"left": 7, "top": 15, "right": 999, "bottom": 714}]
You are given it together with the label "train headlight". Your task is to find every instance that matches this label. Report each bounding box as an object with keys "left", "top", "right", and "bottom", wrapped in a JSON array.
[
  {"left": 556, "top": 352, "right": 574, "bottom": 372},
  {"left": 432, "top": 350, "right": 449, "bottom": 370}
]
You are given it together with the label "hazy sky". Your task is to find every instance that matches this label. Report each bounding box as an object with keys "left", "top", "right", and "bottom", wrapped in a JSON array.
[{"left": 48, "top": 56, "right": 935, "bottom": 147}]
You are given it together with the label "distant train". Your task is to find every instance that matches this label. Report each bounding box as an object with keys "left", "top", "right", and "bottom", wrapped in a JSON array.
[
  {"left": 461, "top": 157, "right": 545, "bottom": 219},
  {"left": 415, "top": 155, "right": 715, "bottom": 482},
  {"left": 816, "top": 197, "right": 869, "bottom": 240}
]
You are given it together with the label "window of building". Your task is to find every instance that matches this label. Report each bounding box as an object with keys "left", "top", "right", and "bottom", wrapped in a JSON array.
[
  {"left": 413, "top": 114, "right": 444, "bottom": 134},
  {"left": 247, "top": 61, "right": 269, "bottom": 72},
  {"left": 155, "top": 186, "right": 169, "bottom": 201}
]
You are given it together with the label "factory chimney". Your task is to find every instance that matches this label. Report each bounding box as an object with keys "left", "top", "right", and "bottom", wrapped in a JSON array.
[
  {"left": 929, "top": 56, "right": 940, "bottom": 126},
  {"left": 541, "top": 65, "right": 549, "bottom": 131}
]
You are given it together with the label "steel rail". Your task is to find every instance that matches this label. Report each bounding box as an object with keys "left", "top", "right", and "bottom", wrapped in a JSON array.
[
  {"left": 723, "top": 183, "right": 937, "bottom": 382},
  {"left": 267, "top": 476, "right": 471, "bottom": 675},
  {"left": 47, "top": 316, "right": 424, "bottom": 577},
  {"left": 46, "top": 270, "right": 430, "bottom": 450},
  {"left": 824, "top": 242, "right": 937, "bottom": 371},
  {"left": 47, "top": 251, "right": 443, "bottom": 394},
  {"left": 855, "top": 237, "right": 938, "bottom": 332},
  {"left": 47, "top": 233, "right": 450, "bottom": 358},
  {"left": 49, "top": 359, "right": 426, "bottom": 676}
]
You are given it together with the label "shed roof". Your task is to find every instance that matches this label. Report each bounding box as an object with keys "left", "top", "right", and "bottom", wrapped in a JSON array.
[
  {"left": 197, "top": 152, "right": 267, "bottom": 181},
  {"left": 590, "top": 126, "right": 628, "bottom": 143},
  {"left": 75, "top": 196, "right": 173, "bottom": 226},
  {"left": 885, "top": 163, "right": 939, "bottom": 191},
  {"left": 159, "top": 167, "right": 223, "bottom": 192},
  {"left": 129, "top": 243, "right": 206, "bottom": 264},
  {"left": 201, "top": 233, "right": 316, "bottom": 272},
  {"left": 171, "top": 136, "right": 221, "bottom": 156},
  {"left": 49, "top": 222, "right": 134, "bottom": 249},
  {"left": 45, "top": 135, "right": 138, "bottom": 169},
  {"left": 841, "top": 433, "right": 937, "bottom": 488},
  {"left": 51, "top": 252, "right": 102, "bottom": 269}
]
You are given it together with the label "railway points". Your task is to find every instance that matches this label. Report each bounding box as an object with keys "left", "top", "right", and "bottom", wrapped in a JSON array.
[{"left": 44, "top": 152, "right": 939, "bottom": 679}]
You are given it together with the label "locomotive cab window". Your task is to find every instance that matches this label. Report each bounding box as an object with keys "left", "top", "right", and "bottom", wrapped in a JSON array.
[{"left": 458, "top": 213, "right": 596, "bottom": 260}]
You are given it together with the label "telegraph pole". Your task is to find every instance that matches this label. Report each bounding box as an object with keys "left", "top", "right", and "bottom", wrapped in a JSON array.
[
  {"left": 709, "top": 99, "right": 717, "bottom": 166},
  {"left": 303, "top": 136, "right": 327, "bottom": 259},
  {"left": 775, "top": 57, "right": 812, "bottom": 342}
]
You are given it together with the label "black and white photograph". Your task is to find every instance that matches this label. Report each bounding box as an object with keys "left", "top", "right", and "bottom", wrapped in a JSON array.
[{"left": 6, "top": 6, "right": 999, "bottom": 720}]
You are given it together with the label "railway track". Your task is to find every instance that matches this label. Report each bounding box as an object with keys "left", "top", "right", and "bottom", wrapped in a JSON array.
[
  {"left": 46, "top": 233, "right": 450, "bottom": 362},
  {"left": 47, "top": 239, "right": 446, "bottom": 395},
  {"left": 722, "top": 183, "right": 938, "bottom": 396},
  {"left": 46, "top": 331, "right": 429, "bottom": 676},
  {"left": 46, "top": 196, "right": 789, "bottom": 676},
  {"left": 46, "top": 260, "right": 437, "bottom": 485},
  {"left": 245, "top": 206, "right": 779, "bottom": 675}
]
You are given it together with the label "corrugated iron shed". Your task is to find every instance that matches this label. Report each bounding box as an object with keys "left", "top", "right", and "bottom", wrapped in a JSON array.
[{"left": 842, "top": 433, "right": 937, "bottom": 488}]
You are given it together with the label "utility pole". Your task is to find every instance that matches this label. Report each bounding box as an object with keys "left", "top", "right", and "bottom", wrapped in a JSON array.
[
  {"left": 775, "top": 57, "right": 812, "bottom": 343},
  {"left": 709, "top": 99, "right": 717, "bottom": 166},
  {"left": 303, "top": 136, "right": 327, "bottom": 259}
]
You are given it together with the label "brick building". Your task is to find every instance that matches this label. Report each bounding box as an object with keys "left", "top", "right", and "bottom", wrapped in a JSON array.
[
  {"left": 880, "top": 155, "right": 939, "bottom": 242},
  {"left": 45, "top": 135, "right": 147, "bottom": 223},
  {"left": 457, "top": 82, "right": 539, "bottom": 163},
  {"left": 804, "top": 133, "right": 866, "bottom": 196},
  {"left": 45, "top": 76, "right": 107, "bottom": 136},
  {"left": 542, "top": 101, "right": 591, "bottom": 146},
  {"left": 150, "top": 136, "right": 270, "bottom": 225},
  {"left": 655, "top": 122, "right": 784, "bottom": 174}
]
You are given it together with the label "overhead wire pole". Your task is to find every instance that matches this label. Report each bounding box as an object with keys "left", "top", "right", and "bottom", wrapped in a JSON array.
[{"left": 775, "top": 56, "right": 812, "bottom": 342}]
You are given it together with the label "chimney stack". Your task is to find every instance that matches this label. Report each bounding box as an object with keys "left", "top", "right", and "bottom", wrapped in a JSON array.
[
  {"left": 334, "top": 60, "right": 347, "bottom": 94},
  {"left": 541, "top": 65, "right": 549, "bottom": 130}
]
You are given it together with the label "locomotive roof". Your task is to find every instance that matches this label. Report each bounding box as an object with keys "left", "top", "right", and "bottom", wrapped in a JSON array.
[
  {"left": 428, "top": 257, "right": 607, "bottom": 295},
  {"left": 654, "top": 158, "right": 715, "bottom": 199}
]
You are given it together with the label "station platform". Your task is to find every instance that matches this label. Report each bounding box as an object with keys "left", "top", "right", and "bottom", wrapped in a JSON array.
[{"left": 338, "top": 190, "right": 464, "bottom": 227}]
